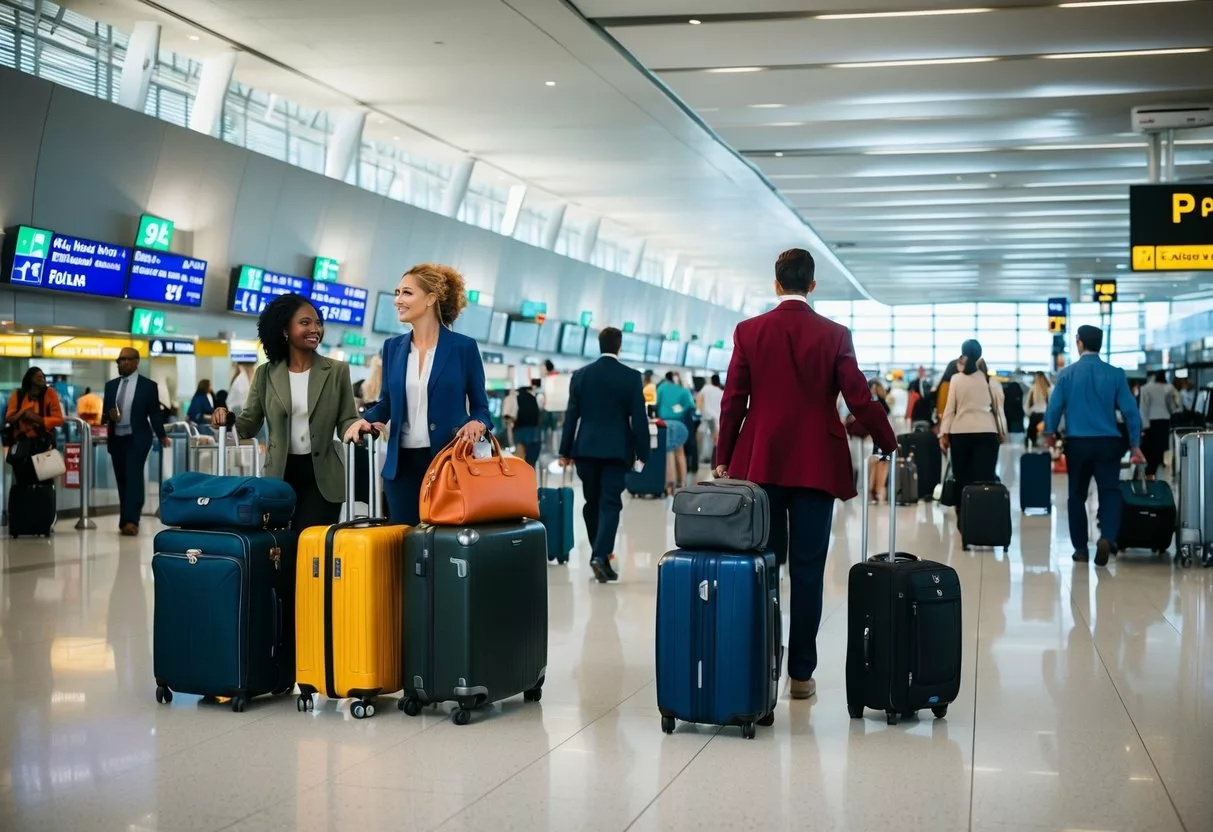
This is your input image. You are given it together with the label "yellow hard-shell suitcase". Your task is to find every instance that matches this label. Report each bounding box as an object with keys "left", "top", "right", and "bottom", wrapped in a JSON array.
[{"left": 295, "top": 437, "right": 405, "bottom": 718}]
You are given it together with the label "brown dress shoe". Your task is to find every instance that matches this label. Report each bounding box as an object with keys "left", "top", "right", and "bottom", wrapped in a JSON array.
[
  {"left": 790, "top": 678, "right": 816, "bottom": 700},
  {"left": 120, "top": 523, "right": 139, "bottom": 537}
]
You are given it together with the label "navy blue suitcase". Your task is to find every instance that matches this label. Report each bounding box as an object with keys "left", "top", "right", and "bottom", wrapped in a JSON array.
[
  {"left": 1019, "top": 452, "right": 1052, "bottom": 514},
  {"left": 538, "top": 484, "right": 574, "bottom": 564},
  {"left": 160, "top": 473, "right": 296, "bottom": 530},
  {"left": 152, "top": 528, "right": 297, "bottom": 711},
  {"left": 627, "top": 423, "right": 667, "bottom": 498},
  {"left": 656, "top": 549, "right": 780, "bottom": 739}
]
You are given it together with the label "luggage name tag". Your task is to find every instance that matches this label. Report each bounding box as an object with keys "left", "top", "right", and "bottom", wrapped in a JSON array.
[{"left": 269, "top": 546, "right": 281, "bottom": 571}]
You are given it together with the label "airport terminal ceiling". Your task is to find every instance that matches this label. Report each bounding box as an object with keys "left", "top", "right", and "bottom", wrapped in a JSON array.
[{"left": 64, "top": 0, "right": 1213, "bottom": 305}]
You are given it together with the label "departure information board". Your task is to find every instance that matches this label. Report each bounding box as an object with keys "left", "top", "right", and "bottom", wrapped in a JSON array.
[
  {"left": 309, "top": 281, "right": 368, "bottom": 326},
  {"left": 1047, "top": 297, "right": 1068, "bottom": 333},
  {"left": 228, "top": 265, "right": 311, "bottom": 316},
  {"left": 3, "top": 226, "right": 131, "bottom": 298},
  {"left": 126, "top": 249, "right": 207, "bottom": 307},
  {"left": 1130, "top": 184, "right": 1213, "bottom": 271}
]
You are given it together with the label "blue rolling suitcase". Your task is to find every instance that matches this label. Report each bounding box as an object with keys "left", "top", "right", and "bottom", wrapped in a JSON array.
[
  {"left": 538, "top": 466, "right": 574, "bottom": 564},
  {"left": 627, "top": 422, "right": 667, "bottom": 498},
  {"left": 152, "top": 527, "right": 297, "bottom": 711},
  {"left": 1019, "top": 451, "right": 1052, "bottom": 514},
  {"left": 656, "top": 549, "right": 780, "bottom": 739}
]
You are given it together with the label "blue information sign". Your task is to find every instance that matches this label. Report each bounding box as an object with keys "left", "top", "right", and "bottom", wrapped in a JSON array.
[
  {"left": 309, "top": 281, "right": 368, "bottom": 326},
  {"left": 228, "top": 265, "right": 312, "bottom": 316},
  {"left": 126, "top": 249, "right": 207, "bottom": 307},
  {"left": 7, "top": 227, "right": 130, "bottom": 298}
]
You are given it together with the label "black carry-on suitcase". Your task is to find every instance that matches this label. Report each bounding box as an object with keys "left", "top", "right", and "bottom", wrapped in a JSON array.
[
  {"left": 847, "top": 449, "right": 963, "bottom": 726},
  {"left": 960, "top": 482, "right": 1013, "bottom": 551}
]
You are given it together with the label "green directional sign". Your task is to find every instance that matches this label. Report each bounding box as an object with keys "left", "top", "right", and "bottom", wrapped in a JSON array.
[
  {"left": 15, "top": 226, "right": 52, "bottom": 258},
  {"left": 579, "top": 310, "right": 593, "bottom": 327},
  {"left": 342, "top": 331, "right": 367, "bottom": 347},
  {"left": 713, "top": 340, "right": 725, "bottom": 349},
  {"left": 669, "top": 330, "right": 680, "bottom": 341},
  {"left": 467, "top": 289, "right": 481, "bottom": 305},
  {"left": 136, "top": 214, "right": 174, "bottom": 251},
  {"left": 130, "top": 307, "right": 174, "bottom": 336},
  {"left": 313, "top": 256, "right": 340, "bottom": 282},
  {"left": 622, "top": 321, "right": 636, "bottom": 333},
  {"left": 236, "top": 265, "right": 264, "bottom": 291}
]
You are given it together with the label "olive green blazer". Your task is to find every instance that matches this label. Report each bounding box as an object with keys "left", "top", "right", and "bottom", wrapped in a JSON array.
[{"left": 235, "top": 356, "right": 360, "bottom": 505}]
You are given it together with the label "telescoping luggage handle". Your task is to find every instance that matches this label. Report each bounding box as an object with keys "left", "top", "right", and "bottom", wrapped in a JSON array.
[
  {"left": 342, "top": 432, "right": 381, "bottom": 522},
  {"left": 214, "top": 425, "right": 261, "bottom": 479},
  {"left": 860, "top": 446, "right": 901, "bottom": 564}
]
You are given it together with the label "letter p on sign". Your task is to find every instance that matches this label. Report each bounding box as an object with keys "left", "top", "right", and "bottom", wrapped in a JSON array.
[{"left": 1173, "top": 193, "right": 1195, "bottom": 223}]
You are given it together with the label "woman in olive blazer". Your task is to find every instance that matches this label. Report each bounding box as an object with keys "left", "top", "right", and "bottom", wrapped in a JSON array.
[{"left": 212, "top": 293, "right": 360, "bottom": 530}]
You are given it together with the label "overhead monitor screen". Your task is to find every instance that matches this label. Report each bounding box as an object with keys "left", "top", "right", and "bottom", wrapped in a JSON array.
[
  {"left": 228, "top": 265, "right": 311, "bottom": 316},
  {"left": 560, "top": 324, "right": 586, "bottom": 356},
  {"left": 660, "top": 340, "right": 686, "bottom": 366},
  {"left": 583, "top": 328, "right": 601, "bottom": 357},
  {"left": 684, "top": 342, "right": 708, "bottom": 369},
  {"left": 125, "top": 249, "right": 207, "bottom": 307},
  {"left": 506, "top": 319, "right": 540, "bottom": 350},
  {"left": 454, "top": 304, "right": 494, "bottom": 342},
  {"left": 537, "top": 320, "right": 561, "bottom": 354},
  {"left": 3, "top": 226, "right": 130, "bottom": 298},
  {"left": 619, "top": 333, "right": 647, "bottom": 362},
  {"left": 489, "top": 311, "right": 509, "bottom": 345},
  {"left": 372, "top": 292, "right": 403, "bottom": 335},
  {"left": 309, "top": 281, "right": 368, "bottom": 326},
  {"left": 706, "top": 346, "right": 732, "bottom": 372},
  {"left": 645, "top": 336, "right": 664, "bottom": 363}
]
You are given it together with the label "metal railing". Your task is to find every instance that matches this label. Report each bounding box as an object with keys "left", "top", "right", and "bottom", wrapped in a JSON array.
[{"left": 64, "top": 416, "right": 96, "bottom": 530}]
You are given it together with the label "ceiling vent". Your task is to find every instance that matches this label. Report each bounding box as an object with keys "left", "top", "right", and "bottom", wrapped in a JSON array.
[{"left": 1131, "top": 104, "right": 1213, "bottom": 132}]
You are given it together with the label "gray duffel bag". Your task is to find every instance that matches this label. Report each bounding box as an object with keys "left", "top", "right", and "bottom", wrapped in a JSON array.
[{"left": 672, "top": 479, "right": 770, "bottom": 553}]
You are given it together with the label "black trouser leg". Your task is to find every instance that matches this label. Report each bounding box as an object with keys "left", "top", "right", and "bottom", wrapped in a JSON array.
[
  {"left": 576, "top": 459, "right": 604, "bottom": 557},
  {"left": 283, "top": 454, "right": 343, "bottom": 531},
  {"left": 1144, "top": 419, "right": 1169, "bottom": 477},
  {"left": 382, "top": 446, "right": 434, "bottom": 527}
]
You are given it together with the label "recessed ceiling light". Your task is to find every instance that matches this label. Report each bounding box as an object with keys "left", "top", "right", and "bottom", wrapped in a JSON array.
[
  {"left": 865, "top": 147, "right": 995, "bottom": 155},
  {"left": 774, "top": 152, "right": 785, "bottom": 157},
  {"left": 689, "top": 18, "right": 702, "bottom": 25},
  {"left": 1059, "top": 0, "right": 1194, "bottom": 7},
  {"left": 1041, "top": 47, "right": 1210, "bottom": 59},
  {"left": 748, "top": 103, "right": 786, "bottom": 109},
  {"left": 989, "top": 173, "right": 998, "bottom": 179},
  {"left": 393, "top": 135, "right": 400, "bottom": 140},
  {"left": 545, "top": 81, "right": 556, "bottom": 86},
  {"left": 187, "top": 34, "right": 199, "bottom": 41},
  {"left": 831, "top": 56, "right": 999, "bottom": 69},
  {"left": 816, "top": 7, "right": 993, "bottom": 19},
  {"left": 705, "top": 66, "right": 766, "bottom": 73}
]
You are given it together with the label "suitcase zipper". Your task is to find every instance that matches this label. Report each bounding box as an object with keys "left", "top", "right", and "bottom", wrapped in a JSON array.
[{"left": 156, "top": 547, "right": 248, "bottom": 686}]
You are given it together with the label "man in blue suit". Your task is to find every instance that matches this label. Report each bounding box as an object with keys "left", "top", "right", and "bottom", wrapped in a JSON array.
[
  {"left": 559, "top": 327, "right": 650, "bottom": 583},
  {"left": 103, "top": 348, "right": 169, "bottom": 536}
]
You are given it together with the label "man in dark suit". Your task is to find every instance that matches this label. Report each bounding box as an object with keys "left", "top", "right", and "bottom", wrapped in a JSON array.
[
  {"left": 560, "top": 327, "right": 650, "bottom": 583},
  {"left": 103, "top": 347, "right": 169, "bottom": 536},
  {"left": 716, "top": 249, "right": 898, "bottom": 703}
]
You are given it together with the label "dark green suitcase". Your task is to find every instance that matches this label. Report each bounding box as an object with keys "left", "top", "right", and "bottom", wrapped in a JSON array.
[{"left": 399, "top": 521, "right": 548, "bottom": 725}]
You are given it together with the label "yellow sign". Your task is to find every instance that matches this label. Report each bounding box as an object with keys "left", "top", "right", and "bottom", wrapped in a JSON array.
[
  {"left": 42, "top": 336, "right": 148, "bottom": 359},
  {"left": 1093, "top": 280, "right": 1118, "bottom": 303},
  {"left": 1134, "top": 244, "right": 1213, "bottom": 270},
  {"left": 1172, "top": 192, "right": 1213, "bottom": 224},
  {"left": 0, "top": 335, "right": 34, "bottom": 357},
  {"left": 1048, "top": 317, "right": 1067, "bottom": 334}
]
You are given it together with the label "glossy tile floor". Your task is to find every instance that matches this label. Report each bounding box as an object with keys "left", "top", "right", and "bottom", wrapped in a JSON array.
[{"left": 1, "top": 444, "right": 1210, "bottom": 831}]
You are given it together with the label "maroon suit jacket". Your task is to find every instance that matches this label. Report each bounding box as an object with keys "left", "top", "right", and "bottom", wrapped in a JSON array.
[{"left": 716, "top": 298, "right": 899, "bottom": 500}]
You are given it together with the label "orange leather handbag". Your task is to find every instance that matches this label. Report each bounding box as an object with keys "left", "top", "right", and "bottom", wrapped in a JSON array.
[{"left": 420, "top": 435, "right": 539, "bottom": 525}]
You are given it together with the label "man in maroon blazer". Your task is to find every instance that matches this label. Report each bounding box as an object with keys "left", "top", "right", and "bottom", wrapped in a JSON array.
[{"left": 715, "top": 248, "right": 898, "bottom": 706}]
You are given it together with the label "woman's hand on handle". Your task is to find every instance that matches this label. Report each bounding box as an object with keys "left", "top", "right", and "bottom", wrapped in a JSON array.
[
  {"left": 456, "top": 419, "right": 488, "bottom": 445},
  {"left": 210, "top": 407, "right": 228, "bottom": 429},
  {"left": 343, "top": 419, "right": 382, "bottom": 444}
]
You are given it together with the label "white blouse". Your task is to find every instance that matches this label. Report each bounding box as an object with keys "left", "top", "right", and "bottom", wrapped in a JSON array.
[
  {"left": 288, "top": 369, "right": 311, "bottom": 455},
  {"left": 401, "top": 345, "right": 437, "bottom": 449}
]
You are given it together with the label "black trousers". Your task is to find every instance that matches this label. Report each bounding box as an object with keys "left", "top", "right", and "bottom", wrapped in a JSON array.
[
  {"left": 949, "top": 432, "right": 1001, "bottom": 525},
  {"left": 109, "top": 435, "right": 151, "bottom": 527},
  {"left": 575, "top": 458, "right": 628, "bottom": 562},
  {"left": 383, "top": 446, "right": 436, "bottom": 527},
  {"left": 1143, "top": 418, "right": 1170, "bottom": 477},
  {"left": 763, "top": 484, "right": 834, "bottom": 682},
  {"left": 283, "top": 454, "right": 342, "bottom": 531}
]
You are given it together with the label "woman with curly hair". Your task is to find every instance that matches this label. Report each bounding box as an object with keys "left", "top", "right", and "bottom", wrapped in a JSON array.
[
  {"left": 211, "top": 293, "right": 360, "bottom": 530},
  {"left": 344, "top": 263, "right": 492, "bottom": 526}
]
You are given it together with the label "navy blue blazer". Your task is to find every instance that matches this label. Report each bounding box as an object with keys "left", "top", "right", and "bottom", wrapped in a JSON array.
[
  {"left": 102, "top": 374, "right": 166, "bottom": 450},
  {"left": 560, "top": 356, "right": 650, "bottom": 466},
  {"left": 362, "top": 326, "right": 492, "bottom": 481}
]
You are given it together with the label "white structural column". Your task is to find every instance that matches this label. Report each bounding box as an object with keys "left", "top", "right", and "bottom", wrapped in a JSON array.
[
  {"left": 541, "top": 203, "right": 567, "bottom": 250},
  {"left": 501, "top": 185, "right": 528, "bottom": 237},
  {"left": 578, "top": 218, "right": 601, "bottom": 262},
  {"left": 189, "top": 51, "right": 237, "bottom": 136},
  {"left": 442, "top": 159, "right": 476, "bottom": 218},
  {"left": 325, "top": 110, "right": 366, "bottom": 181},
  {"left": 1162, "top": 129, "right": 1176, "bottom": 182},
  {"left": 627, "top": 239, "right": 647, "bottom": 278},
  {"left": 117, "top": 22, "right": 161, "bottom": 112},
  {"left": 662, "top": 254, "right": 680, "bottom": 289}
]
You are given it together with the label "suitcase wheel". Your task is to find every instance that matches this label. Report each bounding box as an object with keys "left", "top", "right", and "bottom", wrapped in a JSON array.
[
  {"left": 231, "top": 696, "right": 248, "bottom": 714},
  {"left": 451, "top": 708, "right": 471, "bottom": 726},
  {"left": 932, "top": 705, "right": 949, "bottom": 720},
  {"left": 661, "top": 715, "right": 675, "bottom": 735},
  {"left": 523, "top": 686, "right": 543, "bottom": 703},
  {"left": 351, "top": 700, "right": 375, "bottom": 719},
  {"left": 886, "top": 711, "right": 899, "bottom": 726},
  {"left": 296, "top": 694, "right": 314, "bottom": 713},
  {"left": 400, "top": 697, "right": 424, "bottom": 717},
  {"left": 847, "top": 704, "right": 864, "bottom": 719},
  {"left": 740, "top": 721, "right": 757, "bottom": 740},
  {"left": 155, "top": 685, "right": 172, "bottom": 705}
]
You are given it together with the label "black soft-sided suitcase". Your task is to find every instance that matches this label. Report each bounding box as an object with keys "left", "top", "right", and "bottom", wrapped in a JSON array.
[
  {"left": 1019, "top": 452, "right": 1052, "bottom": 514},
  {"left": 8, "top": 482, "right": 56, "bottom": 537},
  {"left": 960, "top": 482, "right": 1012, "bottom": 551},
  {"left": 898, "top": 431, "right": 942, "bottom": 501},
  {"left": 847, "top": 450, "right": 962, "bottom": 725},
  {"left": 895, "top": 458, "right": 919, "bottom": 505},
  {"left": 399, "top": 521, "right": 548, "bottom": 725},
  {"left": 627, "top": 422, "right": 667, "bottom": 497},
  {"left": 1117, "top": 472, "right": 1176, "bottom": 555}
]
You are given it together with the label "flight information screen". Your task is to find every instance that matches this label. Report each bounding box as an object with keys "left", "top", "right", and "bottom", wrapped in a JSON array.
[
  {"left": 228, "top": 265, "right": 312, "bottom": 316},
  {"left": 309, "top": 281, "right": 368, "bottom": 326},
  {"left": 4, "top": 226, "right": 130, "bottom": 298},
  {"left": 126, "top": 249, "right": 207, "bottom": 307}
]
